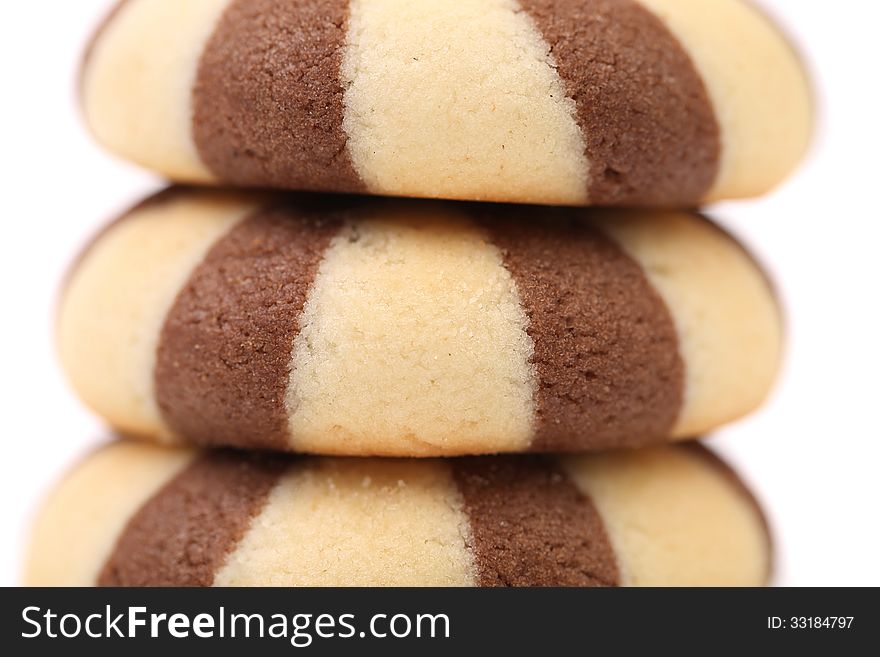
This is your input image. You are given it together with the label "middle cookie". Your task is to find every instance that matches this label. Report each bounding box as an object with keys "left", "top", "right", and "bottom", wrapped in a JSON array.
[{"left": 59, "top": 189, "right": 782, "bottom": 455}]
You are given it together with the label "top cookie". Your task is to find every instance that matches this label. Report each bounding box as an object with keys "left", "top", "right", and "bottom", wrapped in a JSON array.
[{"left": 82, "top": 0, "right": 812, "bottom": 206}]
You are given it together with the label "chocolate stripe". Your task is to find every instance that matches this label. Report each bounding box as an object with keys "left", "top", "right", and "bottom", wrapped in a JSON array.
[
  {"left": 453, "top": 457, "right": 619, "bottom": 587},
  {"left": 479, "top": 207, "right": 683, "bottom": 451},
  {"left": 155, "top": 200, "right": 343, "bottom": 449},
  {"left": 97, "top": 451, "right": 288, "bottom": 587},
  {"left": 520, "top": 0, "right": 720, "bottom": 205},
  {"left": 193, "top": 0, "right": 364, "bottom": 192}
]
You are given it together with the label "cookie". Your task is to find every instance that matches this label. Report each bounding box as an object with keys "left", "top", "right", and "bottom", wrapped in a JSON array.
[
  {"left": 58, "top": 188, "right": 782, "bottom": 456},
  {"left": 25, "top": 441, "right": 770, "bottom": 587},
  {"left": 82, "top": 0, "right": 811, "bottom": 206}
]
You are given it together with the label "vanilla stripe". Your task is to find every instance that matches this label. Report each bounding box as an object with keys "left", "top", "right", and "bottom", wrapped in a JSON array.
[
  {"left": 215, "top": 460, "right": 475, "bottom": 586},
  {"left": 564, "top": 446, "right": 771, "bottom": 586},
  {"left": 82, "top": 0, "right": 228, "bottom": 182},
  {"left": 595, "top": 211, "right": 782, "bottom": 438},
  {"left": 635, "top": 0, "right": 813, "bottom": 200},
  {"left": 341, "top": 0, "right": 588, "bottom": 205},
  {"left": 286, "top": 206, "right": 537, "bottom": 456}
]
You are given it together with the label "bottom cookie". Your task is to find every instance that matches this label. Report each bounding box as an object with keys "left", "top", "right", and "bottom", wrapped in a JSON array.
[{"left": 26, "top": 442, "right": 770, "bottom": 587}]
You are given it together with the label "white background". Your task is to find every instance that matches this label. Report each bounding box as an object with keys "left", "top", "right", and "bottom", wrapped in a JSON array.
[{"left": 1, "top": 1, "right": 878, "bottom": 586}]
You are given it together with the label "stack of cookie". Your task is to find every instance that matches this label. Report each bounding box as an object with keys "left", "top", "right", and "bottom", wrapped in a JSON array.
[{"left": 27, "top": 0, "right": 811, "bottom": 586}]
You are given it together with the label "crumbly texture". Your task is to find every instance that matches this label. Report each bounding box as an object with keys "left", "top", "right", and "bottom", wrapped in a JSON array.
[
  {"left": 61, "top": 189, "right": 782, "bottom": 456},
  {"left": 25, "top": 442, "right": 771, "bottom": 587},
  {"left": 341, "top": 0, "right": 588, "bottom": 204},
  {"left": 215, "top": 459, "right": 476, "bottom": 586},
  {"left": 194, "top": 0, "right": 364, "bottom": 192},
  {"left": 480, "top": 206, "right": 683, "bottom": 451},
  {"left": 81, "top": 0, "right": 812, "bottom": 204},
  {"left": 155, "top": 200, "right": 343, "bottom": 449},
  {"left": 520, "top": 0, "right": 718, "bottom": 204},
  {"left": 286, "top": 208, "right": 536, "bottom": 455},
  {"left": 453, "top": 457, "right": 619, "bottom": 586},
  {"left": 98, "top": 451, "right": 287, "bottom": 586}
]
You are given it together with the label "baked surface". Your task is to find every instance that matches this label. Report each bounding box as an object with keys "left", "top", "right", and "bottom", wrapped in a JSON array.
[
  {"left": 82, "top": 0, "right": 812, "bottom": 205},
  {"left": 58, "top": 189, "right": 783, "bottom": 455},
  {"left": 25, "top": 441, "right": 771, "bottom": 587}
]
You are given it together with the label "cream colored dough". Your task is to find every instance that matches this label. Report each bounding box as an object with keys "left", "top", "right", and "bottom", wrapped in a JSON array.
[
  {"left": 26, "top": 444, "right": 768, "bottom": 587},
  {"left": 636, "top": 0, "right": 812, "bottom": 200},
  {"left": 597, "top": 212, "right": 782, "bottom": 439},
  {"left": 24, "top": 442, "right": 194, "bottom": 586},
  {"left": 58, "top": 193, "right": 258, "bottom": 440},
  {"left": 287, "top": 206, "right": 536, "bottom": 455},
  {"left": 216, "top": 460, "right": 475, "bottom": 586},
  {"left": 83, "top": 0, "right": 811, "bottom": 203},
  {"left": 59, "top": 192, "right": 783, "bottom": 452},
  {"left": 566, "top": 447, "right": 769, "bottom": 587},
  {"left": 341, "top": 0, "right": 588, "bottom": 204},
  {"left": 83, "top": 0, "right": 229, "bottom": 182}
]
